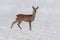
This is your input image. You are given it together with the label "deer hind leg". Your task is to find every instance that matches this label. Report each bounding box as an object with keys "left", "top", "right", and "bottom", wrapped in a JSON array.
[
  {"left": 29, "top": 22, "right": 31, "bottom": 30},
  {"left": 17, "top": 21, "right": 22, "bottom": 30},
  {"left": 11, "top": 21, "right": 17, "bottom": 29}
]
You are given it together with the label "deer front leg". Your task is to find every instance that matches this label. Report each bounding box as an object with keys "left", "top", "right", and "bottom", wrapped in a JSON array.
[
  {"left": 29, "top": 22, "right": 31, "bottom": 30},
  {"left": 11, "top": 21, "right": 17, "bottom": 29},
  {"left": 17, "top": 22, "right": 22, "bottom": 30}
]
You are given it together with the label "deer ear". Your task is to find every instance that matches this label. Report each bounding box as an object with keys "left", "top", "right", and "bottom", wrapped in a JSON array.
[
  {"left": 36, "top": 6, "right": 39, "bottom": 9},
  {"left": 32, "top": 6, "right": 35, "bottom": 9}
]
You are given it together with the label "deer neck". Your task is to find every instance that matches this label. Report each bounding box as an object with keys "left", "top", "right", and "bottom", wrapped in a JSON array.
[{"left": 31, "top": 10, "right": 36, "bottom": 21}]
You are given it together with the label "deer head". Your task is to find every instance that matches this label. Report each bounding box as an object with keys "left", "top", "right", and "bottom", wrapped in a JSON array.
[{"left": 32, "top": 6, "right": 39, "bottom": 12}]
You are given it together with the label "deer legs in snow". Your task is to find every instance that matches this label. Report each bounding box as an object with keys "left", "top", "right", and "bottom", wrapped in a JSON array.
[
  {"left": 29, "top": 22, "right": 31, "bottom": 30},
  {"left": 11, "top": 21, "right": 17, "bottom": 29},
  {"left": 11, "top": 21, "right": 32, "bottom": 30},
  {"left": 17, "top": 22, "right": 22, "bottom": 30},
  {"left": 11, "top": 21, "right": 22, "bottom": 30}
]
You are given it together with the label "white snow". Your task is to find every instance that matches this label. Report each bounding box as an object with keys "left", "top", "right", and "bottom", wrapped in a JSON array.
[{"left": 0, "top": 0, "right": 60, "bottom": 40}]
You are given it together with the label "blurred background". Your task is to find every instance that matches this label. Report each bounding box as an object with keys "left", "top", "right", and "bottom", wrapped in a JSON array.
[{"left": 0, "top": 0, "right": 60, "bottom": 40}]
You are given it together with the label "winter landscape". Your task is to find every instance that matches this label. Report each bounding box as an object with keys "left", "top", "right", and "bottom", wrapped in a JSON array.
[{"left": 0, "top": 0, "right": 60, "bottom": 40}]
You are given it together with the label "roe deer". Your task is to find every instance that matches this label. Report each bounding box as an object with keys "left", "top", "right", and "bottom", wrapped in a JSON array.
[{"left": 11, "top": 6, "right": 39, "bottom": 30}]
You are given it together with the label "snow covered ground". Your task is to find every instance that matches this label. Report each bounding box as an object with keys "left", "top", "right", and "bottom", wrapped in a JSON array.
[{"left": 0, "top": 0, "right": 60, "bottom": 40}]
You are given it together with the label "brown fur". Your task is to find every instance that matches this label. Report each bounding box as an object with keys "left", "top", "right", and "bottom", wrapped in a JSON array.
[{"left": 11, "top": 6, "right": 39, "bottom": 30}]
